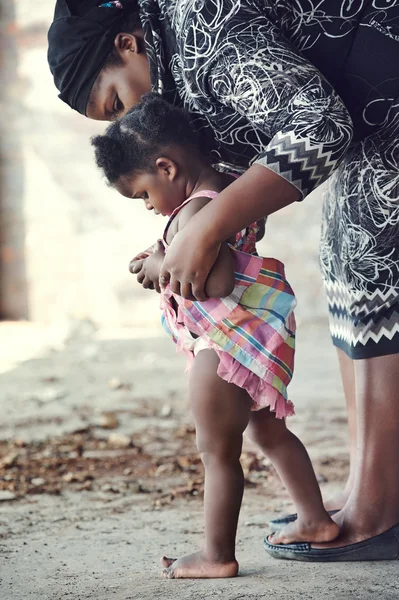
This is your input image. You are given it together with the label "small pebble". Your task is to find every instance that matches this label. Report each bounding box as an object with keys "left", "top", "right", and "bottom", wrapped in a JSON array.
[
  {"left": 160, "top": 404, "right": 172, "bottom": 418},
  {"left": 31, "top": 477, "right": 46, "bottom": 487},
  {"left": 32, "top": 387, "right": 68, "bottom": 403},
  {"left": 100, "top": 412, "right": 119, "bottom": 430},
  {"left": 107, "top": 433, "right": 131, "bottom": 448},
  {"left": 0, "top": 453, "right": 19, "bottom": 469},
  {"left": 0, "top": 490, "right": 16, "bottom": 501}
]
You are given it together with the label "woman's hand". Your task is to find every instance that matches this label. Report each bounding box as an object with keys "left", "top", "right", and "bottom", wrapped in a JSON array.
[
  {"left": 159, "top": 228, "right": 221, "bottom": 301},
  {"left": 161, "top": 164, "right": 301, "bottom": 300}
]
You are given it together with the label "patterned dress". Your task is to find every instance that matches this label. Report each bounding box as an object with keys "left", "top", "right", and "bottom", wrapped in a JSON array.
[
  {"left": 161, "top": 191, "right": 296, "bottom": 418},
  {"left": 138, "top": 0, "right": 399, "bottom": 359}
]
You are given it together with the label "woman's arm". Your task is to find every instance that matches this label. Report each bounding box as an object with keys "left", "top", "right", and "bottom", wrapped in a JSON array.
[
  {"left": 205, "top": 12, "right": 353, "bottom": 200},
  {"left": 160, "top": 6, "right": 353, "bottom": 300},
  {"left": 170, "top": 196, "right": 235, "bottom": 298},
  {"left": 160, "top": 166, "right": 299, "bottom": 300},
  {"left": 198, "top": 165, "right": 300, "bottom": 246}
]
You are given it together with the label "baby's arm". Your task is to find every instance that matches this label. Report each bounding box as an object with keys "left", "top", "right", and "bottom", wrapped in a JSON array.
[{"left": 170, "top": 197, "right": 235, "bottom": 298}]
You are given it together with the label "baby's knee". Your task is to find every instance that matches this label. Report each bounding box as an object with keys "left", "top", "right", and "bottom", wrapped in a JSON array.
[
  {"left": 197, "top": 436, "right": 242, "bottom": 466},
  {"left": 199, "top": 449, "right": 241, "bottom": 469},
  {"left": 247, "top": 416, "right": 288, "bottom": 451}
]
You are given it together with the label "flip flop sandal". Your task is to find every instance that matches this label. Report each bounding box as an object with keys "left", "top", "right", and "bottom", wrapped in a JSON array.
[
  {"left": 264, "top": 522, "right": 399, "bottom": 562},
  {"left": 269, "top": 510, "right": 339, "bottom": 532}
]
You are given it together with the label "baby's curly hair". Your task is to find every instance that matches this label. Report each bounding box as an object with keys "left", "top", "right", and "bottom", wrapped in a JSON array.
[{"left": 91, "top": 93, "right": 200, "bottom": 185}]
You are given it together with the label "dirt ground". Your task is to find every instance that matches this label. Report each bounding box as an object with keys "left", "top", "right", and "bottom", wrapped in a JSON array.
[{"left": 1, "top": 321, "right": 398, "bottom": 600}]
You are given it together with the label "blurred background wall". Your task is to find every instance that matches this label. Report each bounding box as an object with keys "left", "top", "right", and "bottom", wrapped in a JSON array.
[{"left": 0, "top": 0, "right": 328, "bottom": 331}]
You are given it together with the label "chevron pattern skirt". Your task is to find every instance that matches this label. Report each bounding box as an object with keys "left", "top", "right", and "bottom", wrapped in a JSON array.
[{"left": 319, "top": 101, "right": 399, "bottom": 359}]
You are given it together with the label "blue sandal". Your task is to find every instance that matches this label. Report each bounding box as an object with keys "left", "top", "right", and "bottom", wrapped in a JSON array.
[{"left": 264, "top": 522, "right": 399, "bottom": 562}]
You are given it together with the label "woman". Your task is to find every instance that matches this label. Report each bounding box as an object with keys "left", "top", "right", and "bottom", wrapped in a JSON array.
[{"left": 48, "top": 0, "right": 399, "bottom": 565}]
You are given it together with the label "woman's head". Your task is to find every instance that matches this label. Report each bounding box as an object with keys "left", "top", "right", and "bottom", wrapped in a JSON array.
[
  {"left": 91, "top": 93, "right": 203, "bottom": 216},
  {"left": 48, "top": 0, "right": 151, "bottom": 119}
]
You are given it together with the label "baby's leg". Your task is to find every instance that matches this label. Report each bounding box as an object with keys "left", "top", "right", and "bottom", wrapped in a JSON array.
[
  {"left": 162, "top": 349, "right": 252, "bottom": 579},
  {"left": 247, "top": 408, "right": 339, "bottom": 545}
]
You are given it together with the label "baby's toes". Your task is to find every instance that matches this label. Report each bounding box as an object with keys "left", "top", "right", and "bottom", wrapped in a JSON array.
[
  {"left": 269, "top": 532, "right": 284, "bottom": 545},
  {"left": 162, "top": 566, "right": 176, "bottom": 579},
  {"left": 161, "top": 556, "right": 176, "bottom": 568}
]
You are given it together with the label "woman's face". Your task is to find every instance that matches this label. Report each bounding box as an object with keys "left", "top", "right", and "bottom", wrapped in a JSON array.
[{"left": 86, "top": 34, "right": 152, "bottom": 121}]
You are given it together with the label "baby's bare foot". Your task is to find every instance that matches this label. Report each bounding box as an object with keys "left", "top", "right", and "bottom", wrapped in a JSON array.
[
  {"left": 269, "top": 516, "right": 340, "bottom": 545},
  {"left": 161, "top": 551, "right": 238, "bottom": 579}
]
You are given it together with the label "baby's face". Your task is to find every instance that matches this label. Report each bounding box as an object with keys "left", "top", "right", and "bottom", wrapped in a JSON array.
[{"left": 116, "top": 166, "right": 185, "bottom": 217}]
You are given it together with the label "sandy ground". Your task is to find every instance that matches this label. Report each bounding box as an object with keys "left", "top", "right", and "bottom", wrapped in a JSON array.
[
  {"left": 3, "top": 492, "right": 399, "bottom": 600},
  {"left": 1, "top": 322, "right": 398, "bottom": 600}
]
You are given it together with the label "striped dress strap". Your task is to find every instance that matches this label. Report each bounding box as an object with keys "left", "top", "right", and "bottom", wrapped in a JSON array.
[{"left": 163, "top": 190, "right": 219, "bottom": 246}]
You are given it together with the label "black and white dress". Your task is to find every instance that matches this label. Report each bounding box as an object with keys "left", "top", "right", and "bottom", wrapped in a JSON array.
[{"left": 138, "top": 0, "right": 399, "bottom": 359}]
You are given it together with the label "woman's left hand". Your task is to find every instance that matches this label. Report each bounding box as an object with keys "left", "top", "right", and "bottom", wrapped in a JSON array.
[
  {"left": 159, "top": 227, "right": 221, "bottom": 301},
  {"left": 159, "top": 165, "right": 300, "bottom": 300}
]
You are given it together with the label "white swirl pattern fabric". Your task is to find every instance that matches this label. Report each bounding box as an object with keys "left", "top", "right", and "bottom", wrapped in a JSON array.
[
  {"left": 320, "top": 101, "right": 399, "bottom": 358},
  {"left": 139, "top": 0, "right": 354, "bottom": 196},
  {"left": 137, "top": 0, "right": 399, "bottom": 358}
]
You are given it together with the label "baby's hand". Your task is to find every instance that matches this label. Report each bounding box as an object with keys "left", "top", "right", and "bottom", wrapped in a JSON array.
[
  {"left": 129, "top": 239, "right": 162, "bottom": 275},
  {"left": 135, "top": 240, "right": 165, "bottom": 293}
]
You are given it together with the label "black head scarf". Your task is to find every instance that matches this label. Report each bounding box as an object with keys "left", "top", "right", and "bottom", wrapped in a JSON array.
[{"left": 47, "top": 0, "right": 141, "bottom": 115}]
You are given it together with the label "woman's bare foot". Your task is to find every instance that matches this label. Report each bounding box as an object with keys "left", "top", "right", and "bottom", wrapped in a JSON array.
[
  {"left": 161, "top": 551, "right": 239, "bottom": 579},
  {"left": 311, "top": 500, "right": 399, "bottom": 549},
  {"left": 269, "top": 516, "right": 340, "bottom": 545}
]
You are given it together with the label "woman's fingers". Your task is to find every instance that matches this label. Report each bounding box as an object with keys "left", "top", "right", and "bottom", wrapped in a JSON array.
[
  {"left": 137, "top": 270, "right": 145, "bottom": 284},
  {"left": 168, "top": 276, "right": 181, "bottom": 297},
  {"left": 159, "top": 268, "right": 170, "bottom": 289},
  {"left": 159, "top": 267, "right": 207, "bottom": 300},
  {"left": 180, "top": 282, "right": 194, "bottom": 301},
  {"left": 191, "top": 277, "right": 207, "bottom": 302}
]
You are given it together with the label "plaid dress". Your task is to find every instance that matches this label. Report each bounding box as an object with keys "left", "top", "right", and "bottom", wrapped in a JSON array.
[{"left": 161, "top": 191, "right": 296, "bottom": 418}]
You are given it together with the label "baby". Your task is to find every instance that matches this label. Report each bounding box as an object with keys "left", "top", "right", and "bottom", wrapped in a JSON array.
[{"left": 92, "top": 93, "right": 338, "bottom": 579}]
